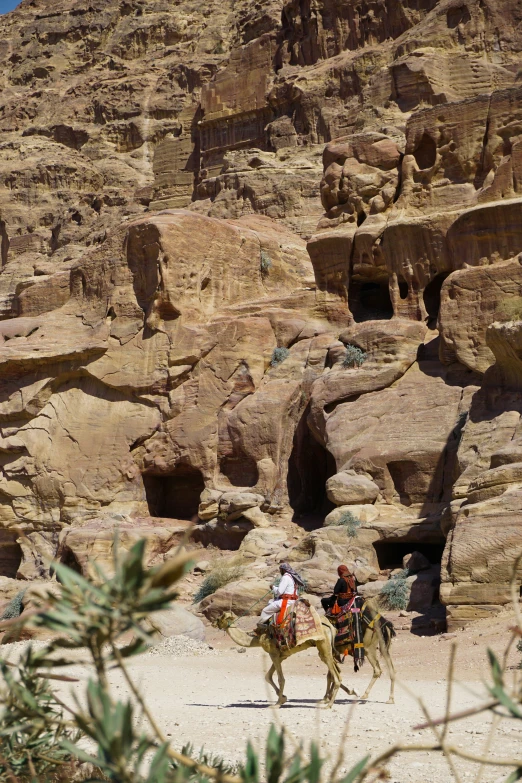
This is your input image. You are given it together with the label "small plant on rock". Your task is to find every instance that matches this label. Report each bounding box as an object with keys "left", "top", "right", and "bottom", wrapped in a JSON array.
[
  {"left": 498, "top": 296, "right": 522, "bottom": 322},
  {"left": 342, "top": 344, "right": 367, "bottom": 368},
  {"left": 193, "top": 563, "right": 243, "bottom": 603},
  {"left": 325, "top": 510, "right": 361, "bottom": 537},
  {"left": 380, "top": 568, "right": 410, "bottom": 610},
  {"left": 260, "top": 250, "right": 272, "bottom": 277},
  {"left": 1, "top": 589, "right": 25, "bottom": 620},
  {"left": 271, "top": 347, "right": 289, "bottom": 366}
]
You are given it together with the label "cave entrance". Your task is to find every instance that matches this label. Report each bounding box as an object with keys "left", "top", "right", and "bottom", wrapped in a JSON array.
[
  {"left": 287, "top": 408, "right": 337, "bottom": 529},
  {"left": 0, "top": 533, "right": 22, "bottom": 578},
  {"left": 220, "top": 454, "right": 259, "bottom": 487},
  {"left": 423, "top": 273, "right": 449, "bottom": 325},
  {"left": 372, "top": 540, "right": 445, "bottom": 570},
  {"left": 143, "top": 465, "right": 205, "bottom": 520},
  {"left": 349, "top": 279, "right": 393, "bottom": 322},
  {"left": 413, "top": 133, "right": 437, "bottom": 170},
  {"left": 59, "top": 547, "right": 82, "bottom": 576}
]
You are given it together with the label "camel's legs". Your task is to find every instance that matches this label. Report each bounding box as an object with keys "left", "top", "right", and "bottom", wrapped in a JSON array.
[
  {"left": 272, "top": 656, "right": 287, "bottom": 707},
  {"left": 378, "top": 636, "right": 396, "bottom": 705},
  {"left": 265, "top": 663, "right": 280, "bottom": 699},
  {"left": 360, "top": 637, "right": 381, "bottom": 701},
  {"left": 316, "top": 639, "right": 341, "bottom": 707}
]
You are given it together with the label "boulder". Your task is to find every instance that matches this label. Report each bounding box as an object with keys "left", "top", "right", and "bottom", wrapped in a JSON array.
[
  {"left": 148, "top": 605, "right": 205, "bottom": 642},
  {"left": 239, "top": 528, "right": 288, "bottom": 559},
  {"left": 240, "top": 506, "right": 271, "bottom": 528},
  {"left": 324, "top": 504, "right": 378, "bottom": 526},
  {"left": 56, "top": 517, "right": 194, "bottom": 580},
  {"left": 220, "top": 492, "right": 265, "bottom": 515},
  {"left": 199, "top": 579, "right": 271, "bottom": 622},
  {"left": 358, "top": 580, "right": 387, "bottom": 599},
  {"left": 198, "top": 489, "right": 222, "bottom": 521},
  {"left": 326, "top": 471, "right": 379, "bottom": 505}
]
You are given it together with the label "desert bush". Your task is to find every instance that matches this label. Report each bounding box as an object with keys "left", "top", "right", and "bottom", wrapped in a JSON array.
[
  {"left": 1, "top": 589, "right": 25, "bottom": 620},
  {"left": 498, "top": 296, "right": 522, "bottom": 322},
  {"left": 271, "top": 347, "right": 289, "bottom": 366},
  {"left": 380, "top": 569, "right": 410, "bottom": 610},
  {"left": 260, "top": 250, "right": 272, "bottom": 277},
  {"left": 193, "top": 564, "right": 243, "bottom": 603},
  {"left": 342, "top": 345, "right": 367, "bottom": 368},
  {"left": 325, "top": 510, "right": 361, "bottom": 537}
]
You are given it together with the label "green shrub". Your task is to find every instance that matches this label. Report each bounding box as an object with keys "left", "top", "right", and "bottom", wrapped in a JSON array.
[
  {"left": 1, "top": 589, "right": 25, "bottom": 620},
  {"left": 325, "top": 510, "right": 361, "bottom": 537},
  {"left": 271, "top": 347, "right": 289, "bottom": 366},
  {"left": 342, "top": 344, "right": 367, "bottom": 368},
  {"left": 380, "top": 568, "right": 410, "bottom": 610},
  {"left": 498, "top": 296, "right": 522, "bottom": 322},
  {"left": 260, "top": 250, "right": 272, "bottom": 277},
  {"left": 193, "top": 564, "right": 243, "bottom": 603}
]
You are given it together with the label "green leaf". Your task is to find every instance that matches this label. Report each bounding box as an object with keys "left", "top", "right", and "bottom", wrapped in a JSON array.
[
  {"left": 488, "top": 648, "right": 503, "bottom": 688},
  {"left": 147, "top": 742, "right": 171, "bottom": 782},
  {"left": 266, "top": 725, "right": 285, "bottom": 783},
  {"left": 337, "top": 755, "right": 370, "bottom": 783},
  {"left": 488, "top": 684, "right": 522, "bottom": 719},
  {"left": 242, "top": 740, "right": 259, "bottom": 783},
  {"left": 505, "top": 769, "right": 522, "bottom": 783},
  {"left": 308, "top": 742, "right": 323, "bottom": 783}
]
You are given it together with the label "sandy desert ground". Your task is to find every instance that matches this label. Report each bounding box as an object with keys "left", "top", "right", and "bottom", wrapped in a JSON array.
[{"left": 32, "top": 605, "right": 522, "bottom": 783}]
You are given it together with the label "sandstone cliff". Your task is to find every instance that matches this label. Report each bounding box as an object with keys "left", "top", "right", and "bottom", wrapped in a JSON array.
[{"left": 0, "top": 0, "right": 521, "bottom": 630}]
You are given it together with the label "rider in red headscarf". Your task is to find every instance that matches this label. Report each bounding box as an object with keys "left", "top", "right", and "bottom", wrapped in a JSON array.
[{"left": 321, "top": 564, "right": 357, "bottom": 612}]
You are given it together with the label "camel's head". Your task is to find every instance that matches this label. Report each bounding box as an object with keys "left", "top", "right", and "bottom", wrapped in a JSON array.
[{"left": 213, "top": 611, "right": 238, "bottom": 630}]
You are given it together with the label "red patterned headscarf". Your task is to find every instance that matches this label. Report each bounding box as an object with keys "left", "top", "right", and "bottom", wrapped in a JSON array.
[{"left": 337, "top": 564, "right": 350, "bottom": 577}]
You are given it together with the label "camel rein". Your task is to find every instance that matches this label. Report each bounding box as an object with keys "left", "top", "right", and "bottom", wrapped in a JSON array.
[{"left": 224, "top": 588, "right": 273, "bottom": 628}]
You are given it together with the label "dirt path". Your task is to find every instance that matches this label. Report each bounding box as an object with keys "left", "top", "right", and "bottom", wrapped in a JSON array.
[{"left": 49, "top": 606, "right": 522, "bottom": 783}]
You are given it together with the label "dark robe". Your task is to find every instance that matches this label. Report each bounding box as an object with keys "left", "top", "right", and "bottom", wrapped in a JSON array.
[{"left": 321, "top": 575, "right": 356, "bottom": 612}]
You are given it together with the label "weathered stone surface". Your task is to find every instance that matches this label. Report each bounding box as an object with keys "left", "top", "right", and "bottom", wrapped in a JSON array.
[
  {"left": 148, "top": 605, "right": 206, "bottom": 642},
  {"left": 325, "top": 471, "right": 379, "bottom": 506},
  {"left": 199, "top": 578, "right": 271, "bottom": 621},
  {"left": 56, "top": 517, "right": 193, "bottom": 580},
  {"left": 239, "top": 528, "right": 288, "bottom": 559},
  {"left": 0, "top": 0, "right": 520, "bottom": 629}
]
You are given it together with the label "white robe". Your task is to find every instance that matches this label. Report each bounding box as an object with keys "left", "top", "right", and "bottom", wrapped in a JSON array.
[{"left": 260, "top": 573, "right": 297, "bottom": 622}]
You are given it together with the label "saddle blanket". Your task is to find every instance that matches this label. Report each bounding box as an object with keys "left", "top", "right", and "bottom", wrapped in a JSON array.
[{"left": 268, "top": 599, "right": 323, "bottom": 651}]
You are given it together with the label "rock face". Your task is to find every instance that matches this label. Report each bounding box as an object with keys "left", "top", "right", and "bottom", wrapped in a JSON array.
[{"left": 0, "top": 0, "right": 521, "bottom": 631}]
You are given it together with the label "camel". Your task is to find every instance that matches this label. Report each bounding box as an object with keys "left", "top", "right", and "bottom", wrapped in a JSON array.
[{"left": 214, "top": 600, "right": 396, "bottom": 708}]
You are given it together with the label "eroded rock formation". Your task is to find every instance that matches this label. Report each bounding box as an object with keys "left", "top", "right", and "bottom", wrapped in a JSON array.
[{"left": 0, "top": 0, "right": 521, "bottom": 630}]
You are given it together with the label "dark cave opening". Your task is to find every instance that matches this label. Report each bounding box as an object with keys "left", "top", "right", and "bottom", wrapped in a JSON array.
[
  {"left": 350, "top": 279, "right": 393, "bottom": 322},
  {"left": 423, "top": 273, "right": 449, "bottom": 324},
  {"left": 143, "top": 465, "right": 205, "bottom": 520},
  {"left": 413, "top": 133, "right": 437, "bottom": 170},
  {"left": 398, "top": 277, "right": 409, "bottom": 300},
  {"left": 59, "top": 546, "right": 82, "bottom": 575},
  {"left": 220, "top": 454, "right": 259, "bottom": 487},
  {"left": 287, "top": 410, "right": 337, "bottom": 529},
  {"left": 373, "top": 540, "right": 445, "bottom": 570},
  {"left": 0, "top": 534, "right": 22, "bottom": 578}
]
